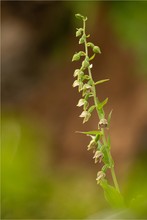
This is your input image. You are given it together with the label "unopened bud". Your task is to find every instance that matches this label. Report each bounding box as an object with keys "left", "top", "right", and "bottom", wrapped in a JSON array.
[{"left": 93, "top": 46, "right": 101, "bottom": 54}]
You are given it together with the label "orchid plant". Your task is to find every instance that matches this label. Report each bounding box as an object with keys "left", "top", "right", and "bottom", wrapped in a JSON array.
[{"left": 72, "top": 13, "right": 124, "bottom": 207}]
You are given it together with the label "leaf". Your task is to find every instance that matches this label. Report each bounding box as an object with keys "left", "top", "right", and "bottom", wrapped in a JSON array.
[
  {"left": 76, "top": 130, "right": 103, "bottom": 136},
  {"left": 108, "top": 109, "right": 113, "bottom": 127},
  {"left": 94, "top": 79, "right": 110, "bottom": 85},
  {"left": 97, "top": 98, "right": 108, "bottom": 110},
  {"left": 89, "top": 54, "right": 95, "bottom": 61},
  {"left": 100, "top": 180, "right": 125, "bottom": 209}
]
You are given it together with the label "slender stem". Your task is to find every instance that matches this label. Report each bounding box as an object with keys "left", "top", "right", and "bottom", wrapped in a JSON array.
[
  {"left": 83, "top": 19, "right": 120, "bottom": 192},
  {"left": 111, "top": 166, "right": 120, "bottom": 192}
]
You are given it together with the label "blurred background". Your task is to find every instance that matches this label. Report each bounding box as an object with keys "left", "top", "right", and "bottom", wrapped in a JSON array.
[{"left": 1, "top": 1, "right": 147, "bottom": 219}]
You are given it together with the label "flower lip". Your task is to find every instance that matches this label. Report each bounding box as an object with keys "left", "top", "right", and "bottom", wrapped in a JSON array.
[{"left": 98, "top": 118, "right": 108, "bottom": 128}]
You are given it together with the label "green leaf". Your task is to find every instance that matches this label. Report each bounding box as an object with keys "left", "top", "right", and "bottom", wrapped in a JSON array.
[
  {"left": 100, "top": 180, "right": 125, "bottom": 208},
  {"left": 89, "top": 54, "right": 95, "bottom": 61},
  {"left": 108, "top": 110, "right": 113, "bottom": 127},
  {"left": 94, "top": 79, "right": 110, "bottom": 85},
  {"left": 76, "top": 130, "right": 103, "bottom": 136},
  {"left": 97, "top": 98, "right": 108, "bottom": 110}
]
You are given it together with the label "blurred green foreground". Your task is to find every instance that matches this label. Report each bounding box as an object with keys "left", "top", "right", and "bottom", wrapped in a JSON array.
[{"left": 1, "top": 114, "right": 147, "bottom": 219}]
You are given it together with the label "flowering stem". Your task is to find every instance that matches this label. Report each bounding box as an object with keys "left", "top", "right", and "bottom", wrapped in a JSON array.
[
  {"left": 111, "top": 166, "right": 120, "bottom": 192},
  {"left": 83, "top": 19, "right": 120, "bottom": 192}
]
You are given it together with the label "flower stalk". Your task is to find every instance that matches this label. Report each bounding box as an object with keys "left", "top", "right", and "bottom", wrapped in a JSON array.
[{"left": 72, "top": 13, "right": 121, "bottom": 200}]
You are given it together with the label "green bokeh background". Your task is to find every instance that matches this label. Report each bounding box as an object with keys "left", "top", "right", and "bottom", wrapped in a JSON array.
[{"left": 1, "top": 1, "right": 147, "bottom": 219}]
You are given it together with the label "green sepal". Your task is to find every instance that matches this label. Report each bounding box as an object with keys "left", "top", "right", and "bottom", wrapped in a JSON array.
[
  {"left": 100, "top": 180, "right": 125, "bottom": 209},
  {"left": 94, "top": 79, "right": 110, "bottom": 85}
]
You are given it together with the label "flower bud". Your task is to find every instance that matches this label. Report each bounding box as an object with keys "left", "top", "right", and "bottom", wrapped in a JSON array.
[
  {"left": 72, "top": 53, "right": 81, "bottom": 61},
  {"left": 76, "top": 28, "right": 83, "bottom": 37},
  {"left": 93, "top": 46, "right": 101, "bottom": 54},
  {"left": 82, "top": 59, "right": 90, "bottom": 69}
]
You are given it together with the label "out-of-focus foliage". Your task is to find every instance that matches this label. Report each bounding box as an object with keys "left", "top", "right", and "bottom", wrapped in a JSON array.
[
  {"left": 1, "top": 1, "right": 147, "bottom": 219},
  {"left": 108, "top": 1, "right": 147, "bottom": 74},
  {"left": 1, "top": 114, "right": 106, "bottom": 219},
  {"left": 2, "top": 114, "right": 147, "bottom": 219}
]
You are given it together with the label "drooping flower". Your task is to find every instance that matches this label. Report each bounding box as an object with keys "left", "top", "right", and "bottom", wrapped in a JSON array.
[
  {"left": 98, "top": 118, "right": 108, "bottom": 129},
  {"left": 77, "top": 99, "right": 85, "bottom": 107},
  {"left": 96, "top": 171, "right": 105, "bottom": 184},
  {"left": 79, "top": 111, "right": 91, "bottom": 123},
  {"left": 93, "top": 150, "right": 103, "bottom": 163},
  {"left": 87, "top": 139, "right": 97, "bottom": 151},
  {"left": 72, "top": 80, "right": 80, "bottom": 87}
]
